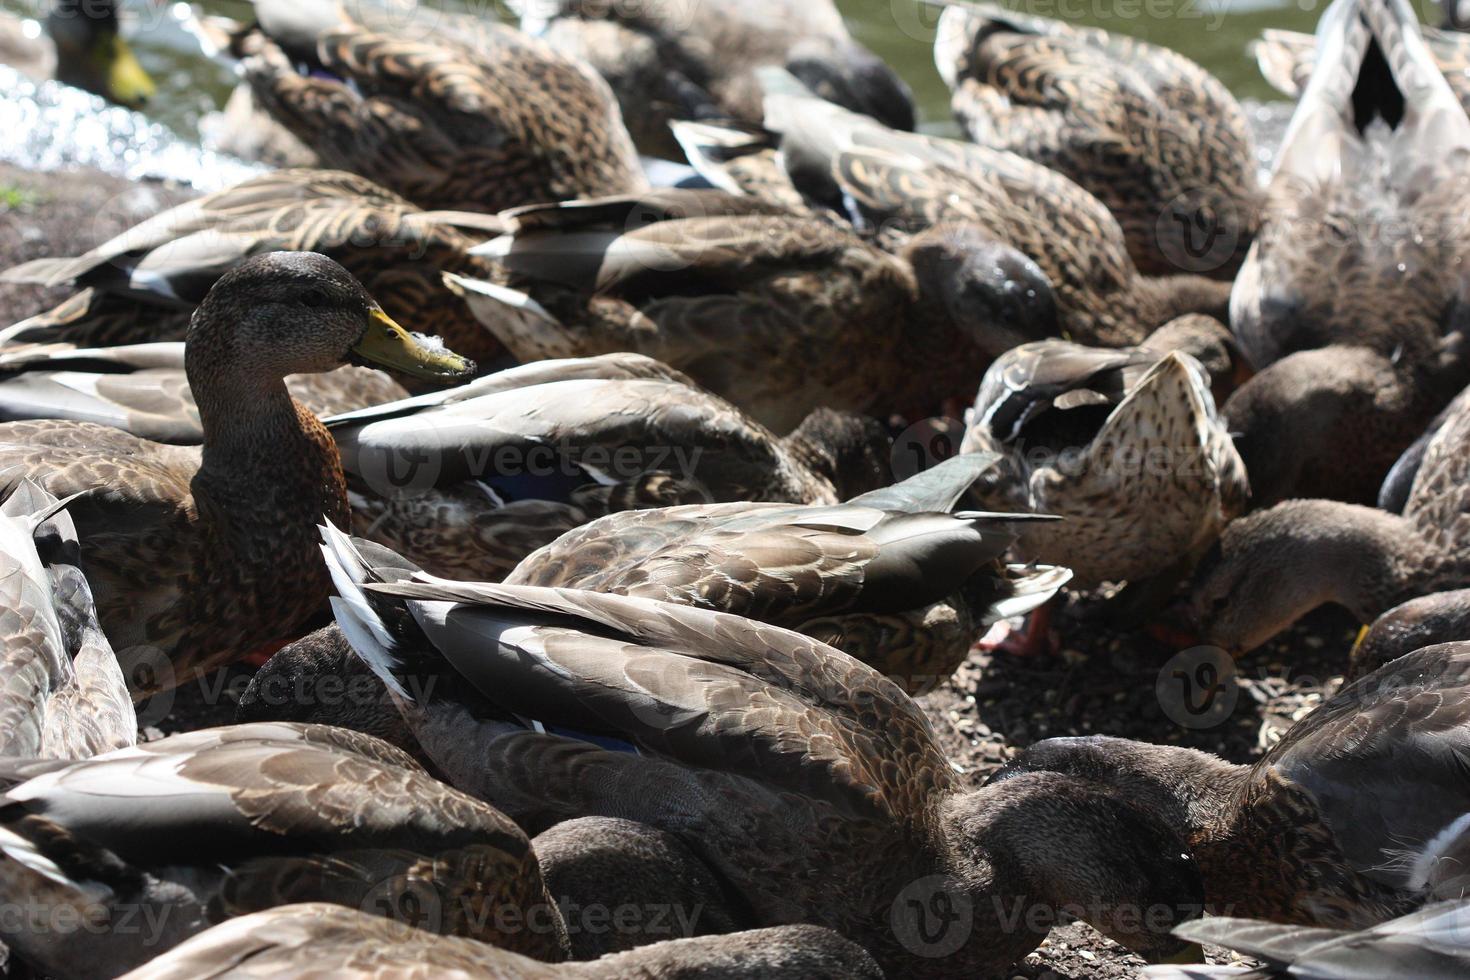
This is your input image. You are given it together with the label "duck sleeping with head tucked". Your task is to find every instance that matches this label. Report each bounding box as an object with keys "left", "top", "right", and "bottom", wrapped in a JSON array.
[{"left": 0, "top": 252, "right": 475, "bottom": 696}]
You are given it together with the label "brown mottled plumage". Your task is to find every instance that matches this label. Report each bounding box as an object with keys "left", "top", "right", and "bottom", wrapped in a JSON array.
[
  {"left": 314, "top": 526, "right": 1204, "bottom": 978},
  {"left": 0, "top": 723, "right": 567, "bottom": 978},
  {"left": 522, "top": 0, "right": 914, "bottom": 159},
  {"left": 228, "top": 0, "right": 646, "bottom": 212},
  {"left": 452, "top": 188, "right": 1061, "bottom": 431},
  {"left": 1001, "top": 642, "right": 1470, "bottom": 927},
  {"left": 1192, "top": 376, "right": 1470, "bottom": 654},
  {"left": 1351, "top": 588, "right": 1470, "bottom": 678},
  {"left": 0, "top": 342, "right": 407, "bottom": 445},
  {"left": 328, "top": 353, "right": 893, "bottom": 581},
  {"left": 933, "top": 2, "right": 1260, "bottom": 277},
  {"left": 1222, "top": 0, "right": 1470, "bottom": 506},
  {"left": 506, "top": 454, "right": 1069, "bottom": 693},
  {"left": 750, "top": 90, "right": 1234, "bottom": 349},
  {"left": 0, "top": 253, "right": 473, "bottom": 695},
  {"left": 0, "top": 169, "right": 510, "bottom": 368},
  {"left": 961, "top": 339, "right": 1247, "bottom": 587},
  {"left": 117, "top": 903, "right": 881, "bottom": 980},
  {"left": 0, "top": 481, "right": 134, "bottom": 760}
]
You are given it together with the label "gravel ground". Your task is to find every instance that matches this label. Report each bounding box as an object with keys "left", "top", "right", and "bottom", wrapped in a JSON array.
[{"left": 2, "top": 163, "right": 1356, "bottom": 979}]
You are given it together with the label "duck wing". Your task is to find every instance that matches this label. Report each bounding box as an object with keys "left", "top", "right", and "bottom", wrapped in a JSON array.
[{"left": 1258, "top": 643, "right": 1470, "bottom": 893}]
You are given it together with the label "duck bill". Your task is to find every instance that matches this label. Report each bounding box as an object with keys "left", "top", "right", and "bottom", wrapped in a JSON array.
[
  {"left": 352, "top": 308, "right": 476, "bottom": 382},
  {"left": 94, "top": 33, "right": 156, "bottom": 108}
]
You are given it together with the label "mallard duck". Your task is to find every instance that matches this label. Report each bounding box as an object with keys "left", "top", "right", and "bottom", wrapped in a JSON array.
[
  {"left": 1231, "top": 0, "right": 1470, "bottom": 373},
  {"left": 1190, "top": 368, "right": 1470, "bottom": 655},
  {"left": 960, "top": 339, "right": 1248, "bottom": 588},
  {"left": 505, "top": 454, "right": 1070, "bottom": 694},
  {"left": 219, "top": 0, "right": 646, "bottom": 212},
  {"left": 0, "top": 481, "right": 133, "bottom": 760},
  {"left": 1254, "top": 22, "right": 1470, "bottom": 119},
  {"left": 999, "top": 642, "right": 1470, "bottom": 927},
  {"left": 1350, "top": 589, "right": 1470, "bottom": 678},
  {"left": 531, "top": 817, "right": 744, "bottom": 957},
  {"left": 1145, "top": 900, "right": 1470, "bottom": 980},
  {"left": 934, "top": 2, "right": 1260, "bottom": 278},
  {"left": 1, "top": 169, "right": 511, "bottom": 369},
  {"left": 0, "top": 252, "right": 474, "bottom": 696},
  {"left": 449, "top": 188, "right": 1062, "bottom": 431},
  {"left": 753, "top": 90, "right": 1235, "bottom": 348},
  {"left": 1221, "top": 0, "right": 1470, "bottom": 508},
  {"left": 0, "top": 722, "right": 568, "bottom": 978},
  {"left": 0, "top": 342, "right": 407, "bottom": 445},
  {"left": 313, "top": 524, "right": 1205, "bottom": 978},
  {"left": 117, "top": 903, "right": 881, "bottom": 980},
  {"left": 0, "top": 0, "right": 155, "bottom": 108},
  {"left": 517, "top": 0, "right": 915, "bottom": 159},
  {"left": 328, "top": 353, "right": 893, "bottom": 581}
]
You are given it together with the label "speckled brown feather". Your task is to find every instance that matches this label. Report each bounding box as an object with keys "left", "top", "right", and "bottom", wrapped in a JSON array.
[
  {"left": 239, "top": 16, "right": 646, "bottom": 212},
  {"left": 0, "top": 723, "right": 567, "bottom": 976},
  {"left": 936, "top": 3, "right": 1260, "bottom": 277},
  {"left": 1, "top": 169, "right": 509, "bottom": 367},
  {"left": 117, "top": 904, "right": 882, "bottom": 980}
]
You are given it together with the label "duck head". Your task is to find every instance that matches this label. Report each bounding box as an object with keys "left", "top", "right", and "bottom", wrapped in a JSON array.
[
  {"left": 1188, "top": 498, "right": 1413, "bottom": 654},
  {"left": 186, "top": 252, "right": 476, "bottom": 386},
  {"left": 942, "top": 769, "right": 1204, "bottom": 964},
  {"left": 783, "top": 408, "right": 892, "bottom": 500},
  {"left": 784, "top": 37, "right": 917, "bottom": 134},
  {"left": 906, "top": 224, "right": 1059, "bottom": 359},
  {"left": 47, "top": 0, "right": 155, "bottom": 108}
]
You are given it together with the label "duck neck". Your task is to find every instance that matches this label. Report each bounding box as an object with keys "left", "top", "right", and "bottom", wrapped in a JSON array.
[
  {"left": 1270, "top": 500, "right": 1423, "bottom": 618},
  {"left": 1131, "top": 274, "right": 1234, "bottom": 331},
  {"left": 185, "top": 331, "right": 350, "bottom": 538}
]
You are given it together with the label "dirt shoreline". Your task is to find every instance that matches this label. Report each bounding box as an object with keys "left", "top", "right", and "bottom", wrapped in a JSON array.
[{"left": 1, "top": 162, "right": 1353, "bottom": 979}]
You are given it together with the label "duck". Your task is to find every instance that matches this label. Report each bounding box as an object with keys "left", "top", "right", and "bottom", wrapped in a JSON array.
[
  {"left": 530, "top": 816, "right": 745, "bottom": 957},
  {"left": 959, "top": 338, "right": 1248, "bottom": 589},
  {"left": 505, "top": 453, "right": 1070, "bottom": 694},
  {"left": 997, "top": 642, "right": 1470, "bottom": 928},
  {"left": 0, "top": 252, "right": 474, "bottom": 696},
  {"left": 1220, "top": 0, "right": 1470, "bottom": 508},
  {"left": 515, "top": 0, "right": 915, "bottom": 160},
  {"left": 216, "top": 0, "right": 646, "bottom": 212},
  {"left": 1349, "top": 589, "right": 1470, "bottom": 678},
  {"left": 751, "top": 88, "right": 1236, "bottom": 349},
  {"left": 1145, "top": 900, "right": 1470, "bottom": 980},
  {"left": 116, "top": 903, "right": 882, "bottom": 980},
  {"left": 933, "top": 2, "right": 1260, "bottom": 278},
  {"left": 0, "top": 342, "right": 407, "bottom": 445},
  {"left": 1191, "top": 367, "right": 1470, "bottom": 655},
  {"left": 310, "top": 523, "right": 1206, "bottom": 978},
  {"left": 0, "top": 0, "right": 155, "bottom": 108},
  {"left": 0, "top": 722, "right": 569, "bottom": 978},
  {"left": 449, "top": 187, "right": 1062, "bottom": 431},
  {"left": 327, "top": 352, "right": 894, "bottom": 581},
  {"left": 1254, "top": 20, "right": 1470, "bottom": 120},
  {"left": 0, "top": 480, "right": 133, "bottom": 760},
  {"left": 1, "top": 169, "right": 512, "bottom": 369}
]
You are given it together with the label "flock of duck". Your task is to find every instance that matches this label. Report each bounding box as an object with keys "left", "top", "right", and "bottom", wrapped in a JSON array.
[{"left": 1, "top": 0, "right": 1470, "bottom": 976}]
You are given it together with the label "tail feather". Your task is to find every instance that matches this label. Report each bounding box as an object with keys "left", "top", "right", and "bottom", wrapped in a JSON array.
[{"left": 1273, "top": 0, "right": 1371, "bottom": 183}]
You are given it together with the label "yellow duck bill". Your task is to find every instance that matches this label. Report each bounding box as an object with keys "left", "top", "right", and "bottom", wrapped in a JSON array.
[
  {"left": 96, "top": 32, "right": 156, "bottom": 108},
  {"left": 352, "top": 308, "right": 476, "bottom": 381}
]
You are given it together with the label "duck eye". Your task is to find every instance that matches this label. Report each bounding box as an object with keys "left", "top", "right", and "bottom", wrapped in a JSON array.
[{"left": 298, "top": 290, "right": 328, "bottom": 309}]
